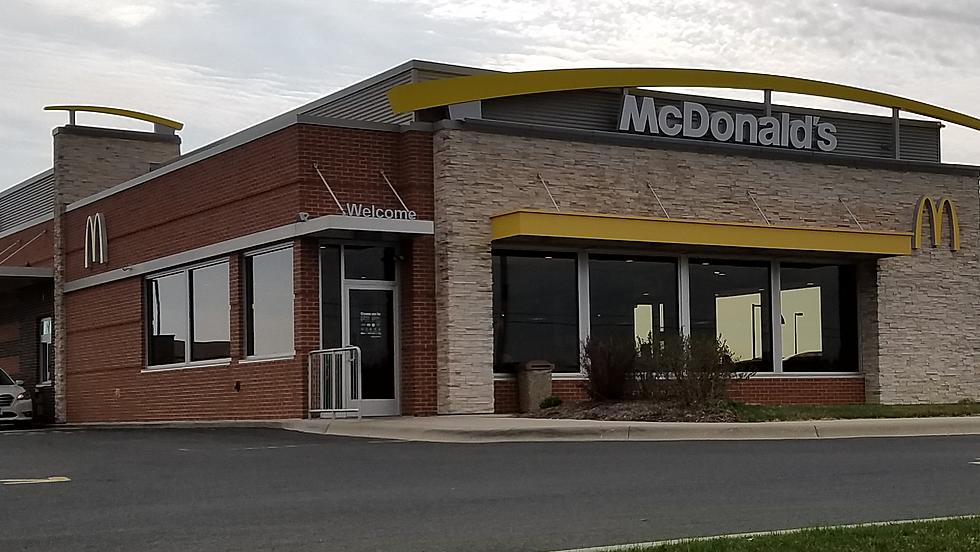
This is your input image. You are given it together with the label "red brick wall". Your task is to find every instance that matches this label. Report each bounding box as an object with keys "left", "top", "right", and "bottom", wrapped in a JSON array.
[
  {"left": 62, "top": 123, "right": 438, "bottom": 421},
  {"left": 493, "top": 377, "right": 589, "bottom": 413},
  {"left": 0, "top": 220, "right": 54, "bottom": 268},
  {"left": 494, "top": 376, "right": 865, "bottom": 413},
  {"left": 728, "top": 377, "right": 866, "bottom": 405},
  {"left": 64, "top": 127, "right": 302, "bottom": 282}
]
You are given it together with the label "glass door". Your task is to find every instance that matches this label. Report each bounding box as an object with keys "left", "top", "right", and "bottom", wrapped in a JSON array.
[
  {"left": 321, "top": 244, "right": 400, "bottom": 417},
  {"left": 344, "top": 284, "right": 398, "bottom": 416}
]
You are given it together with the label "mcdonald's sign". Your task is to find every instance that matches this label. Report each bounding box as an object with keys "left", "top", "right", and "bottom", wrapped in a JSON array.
[
  {"left": 912, "top": 196, "right": 959, "bottom": 251},
  {"left": 84, "top": 212, "right": 107, "bottom": 268}
]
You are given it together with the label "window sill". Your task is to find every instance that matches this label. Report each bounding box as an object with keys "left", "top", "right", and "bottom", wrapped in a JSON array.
[
  {"left": 142, "top": 359, "right": 232, "bottom": 373},
  {"left": 239, "top": 353, "right": 296, "bottom": 364},
  {"left": 34, "top": 381, "right": 53, "bottom": 389}
]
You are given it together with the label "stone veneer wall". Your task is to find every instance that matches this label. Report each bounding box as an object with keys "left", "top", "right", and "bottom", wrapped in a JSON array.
[{"left": 432, "top": 127, "right": 980, "bottom": 413}]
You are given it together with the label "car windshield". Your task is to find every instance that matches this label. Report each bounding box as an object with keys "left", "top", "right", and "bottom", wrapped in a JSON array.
[{"left": 0, "top": 369, "right": 13, "bottom": 386}]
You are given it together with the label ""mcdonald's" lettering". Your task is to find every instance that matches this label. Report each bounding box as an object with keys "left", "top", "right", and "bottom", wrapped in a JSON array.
[
  {"left": 84, "top": 212, "right": 107, "bottom": 268},
  {"left": 912, "top": 196, "right": 959, "bottom": 251}
]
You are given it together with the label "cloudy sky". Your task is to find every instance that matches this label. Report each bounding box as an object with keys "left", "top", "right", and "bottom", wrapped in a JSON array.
[{"left": 3, "top": 0, "right": 979, "bottom": 188}]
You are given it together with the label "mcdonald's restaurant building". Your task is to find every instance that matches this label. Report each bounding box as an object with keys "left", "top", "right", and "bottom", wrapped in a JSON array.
[{"left": 1, "top": 60, "right": 979, "bottom": 423}]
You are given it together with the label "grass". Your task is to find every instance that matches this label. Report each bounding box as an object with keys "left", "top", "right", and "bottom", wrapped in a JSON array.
[
  {"left": 732, "top": 401, "right": 980, "bottom": 422},
  {"left": 639, "top": 517, "right": 980, "bottom": 551}
]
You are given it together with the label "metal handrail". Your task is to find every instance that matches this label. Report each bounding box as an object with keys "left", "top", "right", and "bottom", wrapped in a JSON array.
[{"left": 308, "top": 346, "right": 362, "bottom": 419}]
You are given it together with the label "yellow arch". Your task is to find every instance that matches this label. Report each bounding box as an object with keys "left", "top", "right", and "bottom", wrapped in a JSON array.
[
  {"left": 44, "top": 105, "right": 183, "bottom": 131},
  {"left": 387, "top": 68, "right": 980, "bottom": 132},
  {"left": 913, "top": 196, "right": 960, "bottom": 251}
]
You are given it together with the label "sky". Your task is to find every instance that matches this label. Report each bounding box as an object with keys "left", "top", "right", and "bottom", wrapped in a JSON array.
[{"left": 3, "top": 0, "right": 980, "bottom": 189}]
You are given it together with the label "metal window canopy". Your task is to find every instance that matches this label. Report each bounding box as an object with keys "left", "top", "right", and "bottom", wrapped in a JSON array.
[{"left": 490, "top": 209, "right": 912, "bottom": 257}]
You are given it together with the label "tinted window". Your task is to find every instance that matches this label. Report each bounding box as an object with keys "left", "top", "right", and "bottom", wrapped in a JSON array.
[
  {"left": 246, "top": 248, "right": 294, "bottom": 357},
  {"left": 321, "top": 246, "right": 342, "bottom": 348},
  {"left": 344, "top": 245, "right": 395, "bottom": 281},
  {"left": 780, "top": 264, "right": 857, "bottom": 372},
  {"left": 690, "top": 260, "right": 772, "bottom": 372},
  {"left": 589, "top": 255, "right": 678, "bottom": 346},
  {"left": 147, "top": 271, "right": 188, "bottom": 366},
  {"left": 492, "top": 251, "right": 579, "bottom": 373},
  {"left": 190, "top": 263, "right": 230, "bottom": 361}
]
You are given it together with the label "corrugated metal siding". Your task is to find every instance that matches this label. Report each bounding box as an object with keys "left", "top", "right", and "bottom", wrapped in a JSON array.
[
  {"left": 481, "top": 90, "right": 941, "bottom": 162},
  {"left": 0, "top": 171, "right": 54, "bottom": 232},
  {"left": 303, "top": 71, "right": 414, "bottom": 124}
]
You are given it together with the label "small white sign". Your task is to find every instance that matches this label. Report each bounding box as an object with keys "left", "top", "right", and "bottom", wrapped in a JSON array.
[{"left": 345, "top": 203, "right": 417, "bottom": 220}]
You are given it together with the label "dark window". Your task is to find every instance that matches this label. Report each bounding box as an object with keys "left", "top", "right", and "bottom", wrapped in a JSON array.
[
  {"left": 780, "top": 264, "right": 858, "bottom": 372},
  {"left": 190, "top": 263, "right": 230, "bottom": 361},
  {"left": 689, "top": 260, "right": 772, "bottom": 372},
  {"left": 589, "top": 255, "right": 678, "bottom": 346},
  {"left": 344, "top": 245, "right": 395, "bottom": 281},
  {"left": 320, "top": 246, "right": 342, "bottom": 348},
  {"left": 147, "top": 271, "right": 188, "bottom": 366},
  {"left": 245, "top": 247, "right": 294, "bottom": 357},
  {"left": 38, "top": 317, "right": 53, "bottom": 383},
  {"left": 492, "top": 251, "right": 579, "bottom": 373}
]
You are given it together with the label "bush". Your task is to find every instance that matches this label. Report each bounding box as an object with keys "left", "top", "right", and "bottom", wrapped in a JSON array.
[
  {"left": 581, "top": 336, "right": 636, "bottom": 400},
  {"left": 539, "top": 396, "right": 562, "bottom": 409},
  {"left": 584, "top": 333, "right": 749, "bottom": 405}
]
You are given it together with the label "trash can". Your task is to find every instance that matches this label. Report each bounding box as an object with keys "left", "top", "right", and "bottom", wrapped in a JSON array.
[{"left": 518, "top": 360, "right": 554, "bottom": 413}]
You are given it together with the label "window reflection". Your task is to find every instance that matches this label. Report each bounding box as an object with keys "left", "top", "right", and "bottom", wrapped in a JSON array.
[
  {"left": 780, "top": 264, "right": 857, "bottom": 372},
  {"left": 147, "top": 272, "right": 188, "bottom": 366},
  {"left": 689, "top": 260, "right": 772, "bottom": 371},
  {"left": 246, "top": 247, "right": 294, "bottom": 357},
  {"left": 589, "top": 255, "right": 678, "bottom": 345},
  {"left": 191, "top": 263, "right": 230, "bottom": 361},
  {"left": 492, "top": 251, "right": 579, "bottom": 373}
]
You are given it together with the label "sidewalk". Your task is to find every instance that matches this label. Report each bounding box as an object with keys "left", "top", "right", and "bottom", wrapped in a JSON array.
[{"left": 279, "top": 414, "right": 980, "bottom": 443}]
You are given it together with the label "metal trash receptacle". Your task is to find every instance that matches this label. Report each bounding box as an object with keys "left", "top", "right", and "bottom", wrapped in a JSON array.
[{"left": 518, "top": 360, "right": 554, "bottom": 413}]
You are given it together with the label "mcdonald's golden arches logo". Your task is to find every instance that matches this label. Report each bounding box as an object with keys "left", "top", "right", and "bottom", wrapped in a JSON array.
[
  {"left": 84, "top": 212, "right": 107, "bottom": 268},
  {"left": 912, "top": 196, "right": 959, "bottom": 251}
]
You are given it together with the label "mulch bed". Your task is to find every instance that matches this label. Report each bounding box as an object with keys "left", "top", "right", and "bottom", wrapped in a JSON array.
[{"left": 530, "top": 400, "right": 738, "bottom": 422}]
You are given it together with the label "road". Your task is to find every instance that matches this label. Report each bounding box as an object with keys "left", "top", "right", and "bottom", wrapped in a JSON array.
[{"left": 1, "top": 428, "right": 979, "bottom": 551}]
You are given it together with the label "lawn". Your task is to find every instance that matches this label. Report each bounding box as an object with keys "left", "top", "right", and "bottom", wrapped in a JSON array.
[
  {"left": 733, "top": 401, "right": 980, "bottom": 422},
  {"left": 643, "top": 517, "right": 980, "bottom": 552}
]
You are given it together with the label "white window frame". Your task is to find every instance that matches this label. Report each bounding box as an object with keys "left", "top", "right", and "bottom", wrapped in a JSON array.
[
  {"left": 144, "top": 258, "right": 231, "bottom": 371},
  {"left": 243, "top": 244, "right": 296, "bottom": 361}
]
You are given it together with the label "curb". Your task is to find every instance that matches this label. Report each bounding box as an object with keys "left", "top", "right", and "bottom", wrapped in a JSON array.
[
  {"left": 280, "top": 415, "right": 980, "bottom": 443},
  {"left": 7, "top": 416, "right": 980, "bottom": 443}
]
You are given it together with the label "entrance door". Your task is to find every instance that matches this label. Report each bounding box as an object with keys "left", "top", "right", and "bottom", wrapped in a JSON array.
[{"left": 344, "top": 283, "right": 399, "bottom": 416}]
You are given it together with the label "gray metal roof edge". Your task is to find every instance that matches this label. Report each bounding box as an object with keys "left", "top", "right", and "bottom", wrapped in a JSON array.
[
  {"left": 0, "top": 212, "right": 54, "bottom": 242},
  {"left": 0, "top": 266, "right": 52, "bottom": 278},
  {"left": 438, "top": 119, "right": 980, "bottom": 177},
  {"left": 0, "top": 168, "right": 54, "bottom": 203}
]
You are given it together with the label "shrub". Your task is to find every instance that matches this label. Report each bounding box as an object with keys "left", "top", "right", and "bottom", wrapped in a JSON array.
[
  {"left": 585, "top": 333, "right": 749, "bottom": 405},
  {"left": 539, "top": 396, "right": 562, "bottom": 409},
  {"left": 581, "top": 336, "right": 636, "bottom": 400},
  {"left": 640, "top": 333, "right": 748, "bottom": 405}
]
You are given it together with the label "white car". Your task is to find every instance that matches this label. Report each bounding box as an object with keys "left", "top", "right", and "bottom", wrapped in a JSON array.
[{"left": 0, "top": 368, "right": 33, "bottom": 427}]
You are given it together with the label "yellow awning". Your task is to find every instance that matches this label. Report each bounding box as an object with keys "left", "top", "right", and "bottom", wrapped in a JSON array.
[{"left": 490, "top": 210, "right": 912, "bottom": 256}]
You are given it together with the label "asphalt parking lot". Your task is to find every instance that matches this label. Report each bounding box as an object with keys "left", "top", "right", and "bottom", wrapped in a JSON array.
[{"left": 2, "top": 427, "right": 980, "bottom": 551}]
